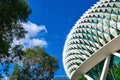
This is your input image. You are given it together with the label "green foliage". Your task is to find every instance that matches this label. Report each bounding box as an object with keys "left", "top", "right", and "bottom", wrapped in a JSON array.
[
  {"left": 0, "top": 0, "right": 31, "bottom": 54},
  {"left": 107, "top": 56, "right": 120, "bottom": 80},
  {"left": 10, "top": 46, "right": 59, "bottom": 80},
  {"left": 86, "top": 56, "right": 120, "bottom": 80},
  {"left": 112, "top": 64, "right": 120, "bottom": 79},
  {"left": 78, "top": 76, "right": 86, "bottom": 80},
  {"left": 10, "top": 64, "right": 20, "bottom": 80},
  {"left": 10, "top": 63, "right": 32, "bottom": 80},
  {"left": 0, "top": 0, "right": 31, "bottom": 75}
]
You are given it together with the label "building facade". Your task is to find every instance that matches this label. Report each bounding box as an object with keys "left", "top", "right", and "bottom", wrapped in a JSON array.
[{"left": 63, "top": 0, "right": 120, "bottom": 80}]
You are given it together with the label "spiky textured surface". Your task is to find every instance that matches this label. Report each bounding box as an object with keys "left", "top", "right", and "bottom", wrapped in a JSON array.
[{"left": 63, "top": 0, "right": 120, "bottom": 79}]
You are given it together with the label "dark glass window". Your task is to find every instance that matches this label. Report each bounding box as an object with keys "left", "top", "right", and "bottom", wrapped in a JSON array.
[{"left": 86, "top": 60, "right": 105, "bottom": 80}]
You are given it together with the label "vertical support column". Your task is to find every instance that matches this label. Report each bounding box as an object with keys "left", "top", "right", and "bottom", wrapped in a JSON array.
[
  {"left": 83, "top": 74, "right": 93, "bottom": 80},
  {"left": 100, "top": 55, "right": 111, "bottom": 80}
]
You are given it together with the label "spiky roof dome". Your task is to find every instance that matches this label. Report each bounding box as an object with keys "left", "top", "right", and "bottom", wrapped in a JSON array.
[{"left": 63, "top": 0, "right": 120, "bottom": 79}]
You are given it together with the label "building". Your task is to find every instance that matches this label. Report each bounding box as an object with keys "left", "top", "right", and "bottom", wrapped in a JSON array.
[
  {"left": 63, "top": 0, "right": 120, "bottom": 80},
  {"left": 54, "top": 76, "right": 69, "bottom": 80}
]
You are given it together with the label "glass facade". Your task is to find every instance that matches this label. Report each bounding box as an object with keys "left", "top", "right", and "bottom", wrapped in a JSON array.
[
  {"left": 63, "top": 0, "right": 120, "bottom": 79},
  {"left": 85, "top": 55, "right": 120, "bottom": 80},
  {"left": 107, "top": 55, "right": 120, "bottom": 80},
  {"left": 87, "top": 60, "right": 105, "bottom": 80}
]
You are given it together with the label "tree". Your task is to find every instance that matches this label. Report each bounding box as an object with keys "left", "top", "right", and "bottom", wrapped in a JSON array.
[
  {"left": 107, "top": 56, "right": 120, "bottom": 80},
  {"left": 78, "top": 75, "right": 87, "bottom": 80},
  {"left": 0, "top": 0, "right": 31, "bottom": 75},
  {"left": 10, "top": 64, "right": 21, "bottom": 80},
  {"left": 113, "top": 63, "right": 120, "bottom": 79},
  {"left": 10, "top": 63, "right": 31, "bottom": 80},
  {"left": 10, "top": 46, "right": 59, "bottom": 80},
  {"left": 0, "top": 0, "right": 31, "bottom": 58}
]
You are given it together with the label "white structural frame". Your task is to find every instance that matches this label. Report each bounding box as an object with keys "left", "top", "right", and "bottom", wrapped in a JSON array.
[
  {"left": 84, "top": 74, "right": 93, "bottom": 80},
  {"left": 71, "top": 36, "right": 120, "bottom": 80},
  {"left": 63, "top": 0, "right": 120, "bottom": 80},
  {"left": 113, "top": 52, "right": 120, "bottom": 58},
  {"left": 100, "top": 55, "right": 111, "bottom": 80}
]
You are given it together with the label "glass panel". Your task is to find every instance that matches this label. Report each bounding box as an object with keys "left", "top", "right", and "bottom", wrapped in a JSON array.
[
  {"left": 116, "top": 29, "right": 120, "bottom": 35},
  {"left": 116, "top": 0, "right": 120, "bottom": 2},
  {"left": 113, "top": 4, "right": 118, "bottom": 8},
  {"left": 110, "top": 34, "right": 114, "bottom": 39},
  {"left": 107, "top": 4, "right": 111, "bottom": 7},
  {"left": 86, "top": 60, "right": 105, "bottom": 80},
  {"left": 107, "top": 55, "right": 120, "bottom": 80},
  {"left": 105, "top": 9, "right": 110, "bottom": 13}
]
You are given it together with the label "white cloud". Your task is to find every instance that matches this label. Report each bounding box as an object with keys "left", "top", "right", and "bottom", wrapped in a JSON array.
[
  {"left": 13, "top": 21, "right": 48, "bottom": 48},
  {"left": 22, "top": 21, "right": 47, "bottom": 37},
  {"left": 29, "top": 39, "right": 47, "bottom": 47}
]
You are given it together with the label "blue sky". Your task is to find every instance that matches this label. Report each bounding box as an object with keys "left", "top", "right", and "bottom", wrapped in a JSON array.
[{"left": 25, "top": 0, "right": 98, "bottom": 76}]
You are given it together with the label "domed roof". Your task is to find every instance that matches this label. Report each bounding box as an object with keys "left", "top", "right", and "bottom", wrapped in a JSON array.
[{"left": 63, "top": 0, "right": 120, "bottom": 79}]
